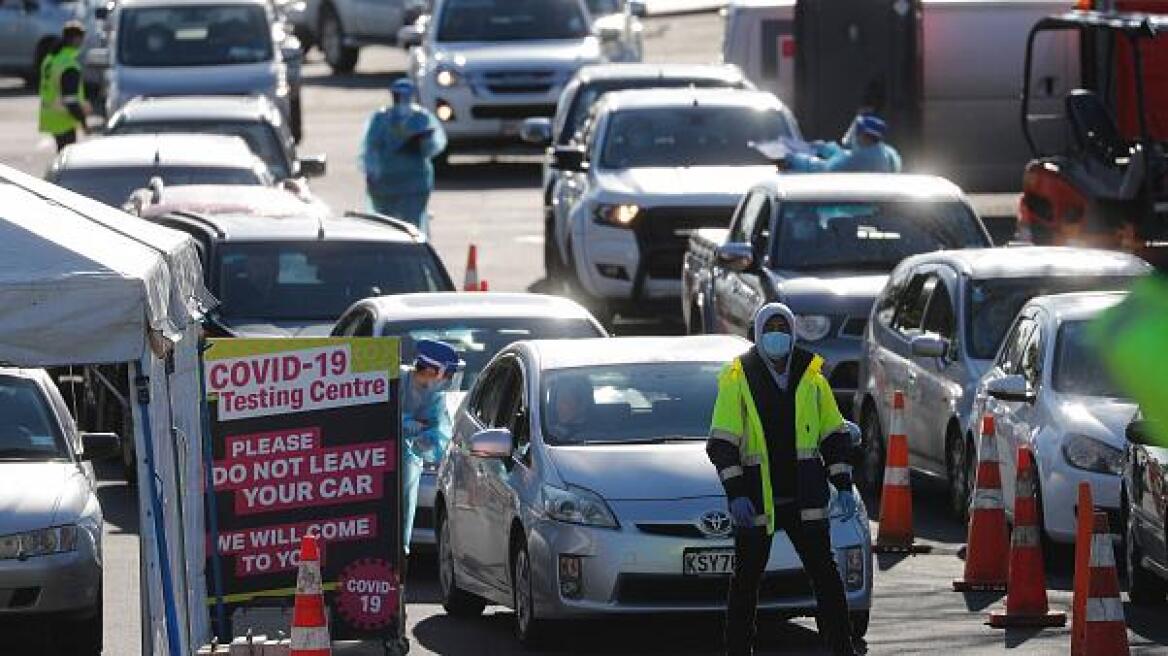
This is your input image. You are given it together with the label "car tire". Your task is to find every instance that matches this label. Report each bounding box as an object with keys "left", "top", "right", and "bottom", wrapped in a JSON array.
[
  {"left": 544, "top": 208, "right": 566, "bottom": 282},
  {"left": 859, "top": 409, "right": 885, "bottom": 497},
  {"left": 511, "top": 539, "right": 550, "bottom": 649},
  {"left": 437, "top": 510, "right": 486, "bottom": 617},
  {"left": 1127, "top": 508, "right": 1168, "bottom": 604},
  {"left": 63, "top": 594, "right": 102, "bottom": 655},
  {"left": 947, "top": 431, "right": 974, "bottom": 523},
  {"left": 849, "top": 609, "right": 870, "bottom": 640},
  {"left": 290, "top": 92, "right": 304, "bottom": 143},
  {"left": 319, "top": 5, "right": 359, "bottom": 74}
]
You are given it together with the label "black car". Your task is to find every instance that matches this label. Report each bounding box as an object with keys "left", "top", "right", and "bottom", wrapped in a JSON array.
[{"left": 1124, "top": 414, "right": 1168, "bottom": 604}]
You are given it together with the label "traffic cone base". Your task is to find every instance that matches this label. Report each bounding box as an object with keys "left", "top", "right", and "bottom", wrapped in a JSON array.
[
  {"left": 953, "top": 415, "right": 1010, "bottom": 592},
  {"left": 874, "top": 391, "right": 929, "bottom": 554}
]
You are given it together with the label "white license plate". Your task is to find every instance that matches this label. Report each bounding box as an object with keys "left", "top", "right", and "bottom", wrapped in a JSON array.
[{"left": 683, "top": 548, "right": 736, "bottom": 576}]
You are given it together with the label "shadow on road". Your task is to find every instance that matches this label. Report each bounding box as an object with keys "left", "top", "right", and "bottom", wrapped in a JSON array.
[
  {"left": 436, "top": 160, "right": 542, "bottom": 191},
  {"left": 302, "top": 71, "right": 405, "bottom": 90}
]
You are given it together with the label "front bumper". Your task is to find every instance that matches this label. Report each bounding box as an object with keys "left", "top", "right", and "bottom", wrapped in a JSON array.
[
  {"left": 525, "top": 497, "right": 872, "bottom": 618},
  {"left": 425, "top": 78, "right": 564, "bottom": 146},
  {"left": 1037, "top": 455, "right": 1122, "bottom": 544},
  {"left": 0, "top": 541, "right": 102, "bottom": 616}
]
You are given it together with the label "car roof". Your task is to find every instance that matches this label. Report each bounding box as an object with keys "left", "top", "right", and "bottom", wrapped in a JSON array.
[
  {"left": 762, "top": 173, "right": 966, "bottom": 201},
  {"left": 599, "top": 88, "right": 788, "bottom": 112},
  {"left": 139, "top": 185, "right": 324, "bottom": 219},
  {"left": 901, "top": 246, "right": 1152, "bottom": 279},
  {"left": 363, "top": 292, "right": 601, "bottom": 322},
  {"left": 525, "top": 335, "right": 749, "bottom": 370},
  {"left": 574, "top": 63, "right": 747, "bottom": 85},
  {"left": 113, "top": 96, "right": 278, "bottom": 125},
  {"left": 150, "top": 211, "right": 423, "bottom": 243},
  {"left": 55, "top": 134, "right": 259, "bottom": 169},
  {"left": 1025, "top": 291, "right": 1128, "bottom": 323}
]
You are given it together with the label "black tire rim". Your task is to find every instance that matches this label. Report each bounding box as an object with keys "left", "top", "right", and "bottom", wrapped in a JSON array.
[
  {"left": 863, "top": 414, "right": 884, "bottom": 490},
  {"left": 514, "top": 548, "right": 533, "bottom": 637},
  {"left": 950, "top": 437, "right": 970, "bottom": 519}
]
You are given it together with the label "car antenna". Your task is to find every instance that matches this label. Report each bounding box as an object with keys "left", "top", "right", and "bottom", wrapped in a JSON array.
[{"left": 316, "top": 215, "right": 326, "bottom": 240}]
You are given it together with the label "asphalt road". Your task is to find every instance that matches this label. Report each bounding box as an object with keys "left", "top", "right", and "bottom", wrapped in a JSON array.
[{"left": 0, "top": 10, "right": 1163, "bottom": 656}]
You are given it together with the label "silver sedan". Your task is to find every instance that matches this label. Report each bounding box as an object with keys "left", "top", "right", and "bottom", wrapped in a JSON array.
[{"left": 435, "top": 336, "right": 873, "bottom": 646}]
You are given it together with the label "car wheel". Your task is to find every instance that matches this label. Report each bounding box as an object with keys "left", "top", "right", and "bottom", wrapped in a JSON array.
[
  {"left": 437, "top": 510, "right": 486, "bottom": 617},
  {"left": 544, "top": 208, "right": 566, "bottom": 282},
  {"left": 859, "top": 410, "right": 885, "bottom": 496},
  {"left": 319, "top": 5, "right": 359, "bottom": 74},
  {"left": 947, "top": 432, "right": 974, "bottom": 523},
  {"left": 1127, "top": 508, "right": 1168, "bottom": 604},
  {"left": 511, "top": 540, "right": 549, "bottom": 648},
  {"left": 849, "top": 609, "right": 870, "bottom": 640},
  {"left": 290, "top": 93, "right": 304, "bottom": 143}
]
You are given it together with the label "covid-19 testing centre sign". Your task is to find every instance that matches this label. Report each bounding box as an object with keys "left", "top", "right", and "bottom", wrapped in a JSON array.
[{"left": 202, "top": 337, "right": 404, "bottom": 641}]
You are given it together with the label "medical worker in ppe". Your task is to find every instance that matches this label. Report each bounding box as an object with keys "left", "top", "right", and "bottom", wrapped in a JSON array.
[
  {"left": 361, "top": 78, "right": 447, "bottom": 233},
  {"left": 786, "top": 114, "right": 901, "bottom": 174}
]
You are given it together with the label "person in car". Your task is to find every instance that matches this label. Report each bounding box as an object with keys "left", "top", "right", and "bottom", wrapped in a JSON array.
[
  {"left": 707, "top": 303, "right": 859, "bottom": 656},
  {"left": 546, "top": 375, "right": 594, "bottom": 442}
]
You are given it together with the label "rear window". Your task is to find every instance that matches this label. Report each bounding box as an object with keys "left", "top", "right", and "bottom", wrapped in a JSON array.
[
  {"left": 109, "top": 120, "right": 290, "bottom": 179},
  {"left": 54, "top": 165, "right": 268, "bottom": 207},
  {"left": 559, "top": 77, "right": 746, "bottom": 144},
  {"left": 0, "top": 377, "right": 67, "bottom": 461}
]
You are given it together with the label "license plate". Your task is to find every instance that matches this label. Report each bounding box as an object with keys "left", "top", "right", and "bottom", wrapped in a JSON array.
[{"left": 683, "top": 548, "right": 736, "bottom": 576}]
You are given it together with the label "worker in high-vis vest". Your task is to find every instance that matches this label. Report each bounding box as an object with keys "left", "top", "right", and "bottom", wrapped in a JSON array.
[
  {"left": 38, "top": 21, "right": 88, "bottom": 152},
  {"left": 707, "top": 303, "right": 859, "bottom": 656}
]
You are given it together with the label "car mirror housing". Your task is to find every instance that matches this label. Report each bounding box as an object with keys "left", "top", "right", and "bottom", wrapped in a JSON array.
[
  {"left": 80, "top": 432, "right": 121, "bottom": 461},
  {"left": 552, "top": 146, "right": 587, "bottom": 172},
  {"left": 910, "top": 333, "right": 949, "bottom": 359},
  {"left": 469, "top": 428, "right": 513, "bottom": 459},
  {"left": 716, "top": 242, "right": 755, "bottom": 272},
  {"left": 986, "top": 374, "right": 1035, "bottom": 404},
  {"left": 297, "top": 154, "right": 327, "bottom": 178},
  {"left": 520, "top": 117, "right": 553, "bottom": 146}
]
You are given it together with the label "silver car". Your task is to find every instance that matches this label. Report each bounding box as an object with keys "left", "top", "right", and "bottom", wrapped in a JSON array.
[
  {"left": 0, "top": 368, "right": 118, "bottom": 655},
  {"left": 436, "top": 336, "right": 872, "bottom": 646},
  {"left": 0, "top": 0, "right": 102, "bottom": 87}
]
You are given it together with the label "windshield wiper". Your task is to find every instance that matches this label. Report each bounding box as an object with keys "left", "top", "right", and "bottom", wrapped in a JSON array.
[{"left": 579, "top": 436, "right": 704, "bottom": 445}]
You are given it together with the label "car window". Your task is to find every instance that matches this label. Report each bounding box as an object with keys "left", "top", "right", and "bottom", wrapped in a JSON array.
[
  {"left": 874, "top": 264, "right": 912, "bottom": 329},
  {"left": 1054, "top": 320, "right": 1124, "bottom": 398},
  {"left": 996, "top": 317, "right": 1034, "bottom": 375},
  {"left": 469, "top": 358, "right": 515, "bottom": 428},
  {"left": 894, "top": 274, "right": 937, "bottom": 336},
  {"left": 1019, "top": 319, "right": 1044, "bottom": 387},
  {"left": 488, "top": 358, "right": 522, "bottom": 429},
  {"left": 119, "top": 4, "right": 273, "bottom": 67},
  {"left": 436, "top": 0, "right": 589, "bottom": 42},
  {"left": 334, "top": 309, "right": 374, "bottom": 337},
  {"left": 109, "top": 120, "right": 291, "bottom": 179},
  {"left": 729, "top": 192, "right": 763, "bottom": 244},
  {"left": 54, "top": 165, "right": 268, "bottom": 207},
  {"left": 921, "top": 279, "right": 955, "bottom": 339},
  {"left": 0, "top": 376, "right": 67, "bottom": 460},
  {"left": 600, "top": 106, "right": 795, "bottom": 168}
]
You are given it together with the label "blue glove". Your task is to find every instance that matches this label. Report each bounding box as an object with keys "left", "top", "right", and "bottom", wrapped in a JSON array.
[
  {"left": 834, "top": 490, "right": 857, "bottom": 520},
  {"left": 403, "top": 419, "right": 424, "bottom": 438},
  {"left": 728, "top": 497, "right": 756, "bottom": 529}
]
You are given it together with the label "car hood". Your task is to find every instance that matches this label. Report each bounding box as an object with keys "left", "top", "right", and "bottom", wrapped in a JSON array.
[
  {"left": 113, "top": 62, "right": 277, "bottom": 99},
  {"left": 1054, "top": 395, "right": 1139, "bottom": 450},
  {"left": 438, "top": 39, "right": 601, "bottom": 70},
  {"left": 548, "top": 441, "right": 723, "bottom": 500},
  {"left": 0, "top": 462, "right": 89, "bottom": 534},
  {"left": 770, "top": 271, "right": 889, "bottom": 316},
  {"left": 219, "top": 319, "right": 335, "bottom": 338},
  {"left": 595, "top": 166, "right": 775, "bottom": 203}
]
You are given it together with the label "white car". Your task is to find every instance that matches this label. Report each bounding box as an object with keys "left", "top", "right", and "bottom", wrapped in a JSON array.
[
  {"left": 403, "top": 0, "right": 609, "bottom": 155},
  {"left": 969, "top": 291, "right": 1137, "bottom": 544},
  {"left": 552, "top": 87, "right": 800, "bottom": 320}
]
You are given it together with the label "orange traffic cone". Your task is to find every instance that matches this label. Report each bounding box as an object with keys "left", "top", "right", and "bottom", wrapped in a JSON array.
[
  {"left": 989, "top": 446, "right": 1066, "bottom": 627},
  {"left": 463, "top": 244, "right": 481, "bottom": 292},
  {"left": 1072, "top": 483, "right": 1129, "bottom": 655},
  {"left": 953, "top": 415, "right": 1010, "bottom": 592},
  {"left": 291, "top": 535, "right": 331, "bottom": 656},
  {"left": 875, "top": 391, "right": 929, "bottom": 553}
]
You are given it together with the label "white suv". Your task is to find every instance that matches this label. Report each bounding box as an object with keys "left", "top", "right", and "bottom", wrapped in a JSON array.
[
  {"left": 405, "top": 0, "right": 607, "bottom": 155},
  {"left": 553, "top": 88, "right": 799, "bottom": 320}
]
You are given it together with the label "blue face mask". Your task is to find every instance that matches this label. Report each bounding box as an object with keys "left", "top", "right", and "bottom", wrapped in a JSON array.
[{"left": 759, "top": 331, "right": 792, "bottom": 360}]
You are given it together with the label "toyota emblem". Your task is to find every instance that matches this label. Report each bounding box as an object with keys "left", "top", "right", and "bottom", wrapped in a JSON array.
[{"left": 699, "top": 510, "right": 733, "bottom": 538}]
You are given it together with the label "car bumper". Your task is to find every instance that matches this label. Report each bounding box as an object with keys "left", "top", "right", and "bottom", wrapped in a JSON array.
[
  {"left": 525, "top": 498, "right": 872, "bottom": 618},
  {"left": 426, "top": 85, "right": 561, "bottom": 145},
  {"left": 0, "top": 543, "right": 102, "bottom": 616},
  {"left": 574, "top": 222, "right": 683, "bottom": 303},
  {"left": 1039, "top": 459, "right": 1122, "bottom": 544}
]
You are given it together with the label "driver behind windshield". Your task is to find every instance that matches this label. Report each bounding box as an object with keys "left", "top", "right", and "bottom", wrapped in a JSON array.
[{"left": 546, "top": 375, "right": 595, "bottom": 442}]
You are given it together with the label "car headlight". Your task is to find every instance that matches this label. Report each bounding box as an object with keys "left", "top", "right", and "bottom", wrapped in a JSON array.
[
  {"left": 0, "top": 526, "right": 79, "bottom": 560},
  {"left": 435, "top": 67, "right": 462, "bottom": 87},
  {"left": 593, "top": 203, "right": 639, "bottom": 228},
  {"left": 795, "top": 314, "right": 833, "bottom": 342},
  {"left": 1062, "top": 434, "right": 1123, "bottom": 475},
  {"left": 541, "top": 484, "right": 618, "bottom": 529}
]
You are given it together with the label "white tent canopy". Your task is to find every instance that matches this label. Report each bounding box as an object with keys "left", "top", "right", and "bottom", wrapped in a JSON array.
[{"left": 0, "top": 164, "right": 214, "bottom": 656}]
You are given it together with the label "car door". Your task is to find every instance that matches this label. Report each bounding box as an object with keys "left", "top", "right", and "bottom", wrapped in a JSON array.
[
  {"left": 888, "top": 268, "right": 936, "bottom": 469},
  {"left": 557, "top": 114, "right": 599, "bottom": 262},
  {"left": 1132, "top": 442, "right": 1168, "bottom": 567},
  {"left": 476, "top": 355, "right": 523, "bottom": 589},
  {"left": 913, "top": 266, "right": 960, "bottom": 469},
  {"left": 863, "top": 260, "right": 912, "bottom": 427},
  {"left": 997, "top": 311, "right": 1046, "bottom": 512},
  {"left": 713, "top": 190, "right": 762, "bottom": 335},
  {"left": 734, "top": 194, "right": 774, "bottom": 336},
  {"left": 983, "top": 313, "right": 1037, "bottom": 509},
  {"left": 351, "top": 0, "right": 403, "bottom": 39}
]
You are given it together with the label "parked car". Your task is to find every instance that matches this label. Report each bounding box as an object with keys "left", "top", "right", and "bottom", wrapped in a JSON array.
[
  {"left": 402, "top": 0, "right": 608, "bottom": 157},
  {"left": 46, "top": 133, "right": 274, "bottom": 207},
  {"left": 970, "top": 292, "right": 1134, "bottom": 544},
  {"left": 332, "top": 292, "right": 608, "bottom": 548},
  {"left": 855, "top": 247, "right": 1150, "bottom": 518},
  {"left": 520, "top": 63, "right": 754, "bottom": 279},
  {"left": 93, "top": 0, "right": 306, "bottom": 139},
  {"left": 0, "top": 0, "right": 102, "bottom": 88},
  {"left": 300, "top": 0, "right": 426, "bottom": 72},
  {"left": 105, "top": 96, "right": 326, "bottom": 182},
  {"left": 0, "top": 367, "right": 120, "bottom": 655},
  {"left": 123, "top": 183, "right": 330, "bottom": 221},
  {"left": 435, "top": 336, "right": 872, "bottom": 645},
  {"left": 684, "top": 173, "right": 991, "bottom": 410},
  {"left": 584, "top": 0, "right": 645, "bottom": 62},
  {"left": 1123, "top": 412, "right": 1168, "bottom": 604},
  {"left": 554, "top": 88, "right": 800, "bottom": 320}
]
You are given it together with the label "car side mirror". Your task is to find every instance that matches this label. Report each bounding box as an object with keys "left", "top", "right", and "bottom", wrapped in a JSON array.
[
  {"left": 85, "top": 47, "right": 111, "bottom": 68},
  {"left": 628, "top": 0, "right": 648, "bottom": 17},
  {"left": 296, "top": 154, "right": 327, "bottom": 178},
  {"left": 95, "top": 3, "right": 110, "bottom": 19},
  {"left": 520, "top": 117, "right": 553, "bottom": 146},
  {"left": 469, "top": 428, "right": 513, "bottom": 459},
  {"left": 397, "top": 21, "right": 425, "bottom": 48},
  {"left": 716, "top": 242, "right": 755, "bottom": 272},
  {"left": 986, "top": 374, "right": 1035, "bottom": 404},
  {"left": 1126, "top": 419, "right": 1160, "bottom": 446},
  {"left": 552, "top": 146, "right": 587, "bottom": 172},
  {"left": 80, "top": 432, "right": 120, "bottom": 461},
  {"left": 910, "top": 334, "right": 949, "bottom": 359}
]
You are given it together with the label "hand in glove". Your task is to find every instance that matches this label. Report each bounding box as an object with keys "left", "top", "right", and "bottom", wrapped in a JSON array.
[
  {"left": 834, "top": 489, "right": 858, "bottom": 520},
  {"left": 403, "top": 419, "right": 424, "bottom": 438},
  {"left": 728, "top": 497, "right": 756, "bottom": 529}
]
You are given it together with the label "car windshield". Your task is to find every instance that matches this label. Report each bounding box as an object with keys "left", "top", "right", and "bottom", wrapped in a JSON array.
[
  {"left": 1054, "top": 320, "right": 1124, "bottom": 398},
  {"left": 54, "top": 166, "right": 268, "bottom": 207},
  {"left": 600, "top": 106, "right": 795, "bottom": 168},
  {"left": 437, "top": 0, "right": 590, "bottom": 42},
  {"left": 217, "top": 242, "right": 449, "bottom": 321},
  {"left": 966, "top": 276, "right": 1139, "bottom": 359},
  {"left": 109, "top": 121, "right": 290, "bottom": 178},
  {"left": 0, "top": 376, "right": 66, "bottom": 461},
  {"left": 541, "top": 362, "right": 723, "bottom": 445},
  {"left": 559, "top": 78, "right": 743, "bottom": 144},
  {"left": 774, "top": 201, "right": 988, "bottom": 272},
  {"left": 118, "top": 4, "right": 273, "bottom": 67},
  {"left": 383, "top": 318, "right": 603, "bottom": 391}
]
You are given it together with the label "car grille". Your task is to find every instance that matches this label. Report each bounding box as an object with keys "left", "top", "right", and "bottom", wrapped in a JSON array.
[
  {"left": 636, "top": 523, "right": 707, "bottom": 539},
  {"left": 0, "top": 587, "right": 40, "bottom": 609},
  {"left": 634, "top": 207, "right": 736, "bottom": 280},
  {"left": 476, "top": 69, "right": 559, "bottom": 95},
  {"left": 470, "top": 103, "right": 557, "bottom": 120},
  {"left": 615, "top": 571, "right": 812, "bottom": 605},
  {"left": 839, "top": 317, "right": 868, "bottom": 338}
]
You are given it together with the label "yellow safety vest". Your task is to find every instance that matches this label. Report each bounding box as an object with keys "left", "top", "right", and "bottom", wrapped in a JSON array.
[{"left": 38, "top": 47, "right": 85, "bottom": 136}]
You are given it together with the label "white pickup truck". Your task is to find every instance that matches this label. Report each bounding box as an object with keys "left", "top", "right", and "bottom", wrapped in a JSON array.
[{"left": 549, "top": 87, "right": 799, "bottom": 322}]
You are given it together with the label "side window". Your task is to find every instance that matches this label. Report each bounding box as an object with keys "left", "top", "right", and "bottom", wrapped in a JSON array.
[
  {"left": 489, "top": 359, "right": 522, "bottom": 430},
  {"left": 751, "top": 199, "right": 773, "bottom": 254},
  {"left": 997, "top": 317, "right": 1035, "bottom": 374},
  {"left": 504, "top": 367, "right": 532, "bottom": 464},
  {"left": 352, "top": 312, "right": 374, "bottom": 337},
  {"left": 1020, "top": 320, "right": 1045, "bottom": 386},
  {"left": 875, "top": 266, "right": 911, "bottom": 328},
  {"left": 333, "top": 310, "right": 372, "bottom": 337},
  {"left": 894, "top": 274, "right": 938, "bottom": 336},
  {"left": 921, "top": 281, "right": 956, "bottom": 340},
  {"left": 469, "top": 361, "right": 508, "bottom": 427},
  {"left": 729, "top": 192, "right": 762, "bottom": 244}
]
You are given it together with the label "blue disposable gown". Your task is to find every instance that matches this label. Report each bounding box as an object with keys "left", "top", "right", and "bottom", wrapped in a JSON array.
[
  {"left": 360, "top": 104, "right": 448, "bottom": 197},
  {"left": 788, "top": 140, "right": 903, "bottom": 174},
  {"left": 399, "top": 367, "right": 452, "bottom": 553}
]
